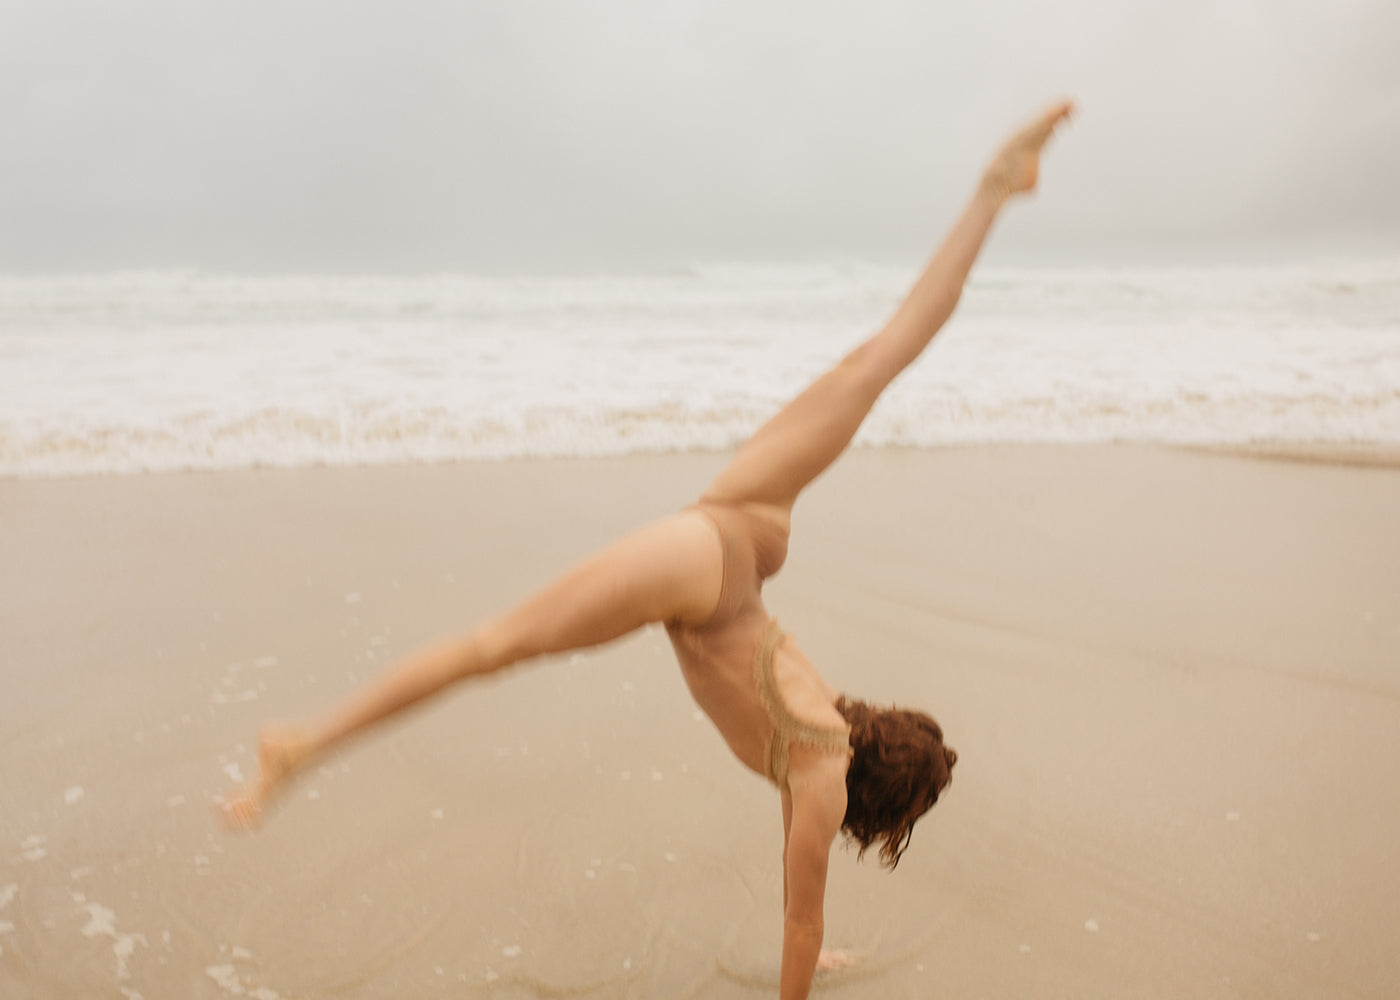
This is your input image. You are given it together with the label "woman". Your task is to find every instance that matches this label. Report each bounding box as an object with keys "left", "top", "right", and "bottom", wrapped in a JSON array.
[{"left": 222, "top": 99, "right": 1074, "bottom": 999}]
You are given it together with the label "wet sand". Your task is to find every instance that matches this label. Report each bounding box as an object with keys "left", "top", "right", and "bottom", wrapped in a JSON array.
[{"left": 1, "top": 445, "right": 1398, "bottom": 999}]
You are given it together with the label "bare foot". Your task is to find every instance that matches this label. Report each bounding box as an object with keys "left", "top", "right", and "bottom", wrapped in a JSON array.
[
  {"left": 983, "top": 99, "right": 1076, "bottom": 201},
  {"left": 216, "top": 726, "right": 314, "bottom": 830},
  {"left": 816, "top": 948, "right": 862, "bottom": 973}
]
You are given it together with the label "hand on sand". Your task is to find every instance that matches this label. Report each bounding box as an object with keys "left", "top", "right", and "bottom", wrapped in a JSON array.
[
  {"left": 816, "top": 948, "right": 863, "bottom": 973},
  {"left": 983, "top": 98, "right": 1076, "bottom": 201},
  {"left": 216, "top": 726, "right": 312, "bottom": 831}
]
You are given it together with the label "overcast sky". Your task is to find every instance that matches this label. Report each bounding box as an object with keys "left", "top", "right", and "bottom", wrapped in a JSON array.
[{"left": 1, "top": 1, "right": 1397, "bottom": 272}]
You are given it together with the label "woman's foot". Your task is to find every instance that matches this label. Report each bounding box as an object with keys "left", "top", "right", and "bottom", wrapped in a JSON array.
[
  {"left": 983, "top": 99, "right": 1076, "bottom": 201},
  {"left": 217, "top": 726, "right": 314, "bottom": 830}
]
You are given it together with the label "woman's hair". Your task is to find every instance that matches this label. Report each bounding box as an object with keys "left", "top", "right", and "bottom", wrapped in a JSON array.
[{"left": 835, "top": 696, "right": 957, "bottom": 870}]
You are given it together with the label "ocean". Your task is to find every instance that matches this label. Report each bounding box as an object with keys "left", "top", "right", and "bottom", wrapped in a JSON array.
[{"left": 2, "top": 259, "right": 1398, "bottom": 477}]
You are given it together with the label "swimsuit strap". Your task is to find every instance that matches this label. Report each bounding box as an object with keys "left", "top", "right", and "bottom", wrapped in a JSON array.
[{"left": 754, "top": 619, "right": 852, "bottom": 787}]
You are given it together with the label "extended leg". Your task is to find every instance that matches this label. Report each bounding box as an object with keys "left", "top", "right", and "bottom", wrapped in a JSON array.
[
  {"left": 704, "top": 100, "right": 1074, "bottom": 514},
  {"left": 219, "top": 511, "right": 724, "bottom": 828}
]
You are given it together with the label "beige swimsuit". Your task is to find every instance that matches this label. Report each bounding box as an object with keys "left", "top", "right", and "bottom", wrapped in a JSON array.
[
  {"left": 666, "top": 499, "right": 852, "bottom": 788},
  {"left": 752, "top": 618, "right": 852, "bottom": 787}
]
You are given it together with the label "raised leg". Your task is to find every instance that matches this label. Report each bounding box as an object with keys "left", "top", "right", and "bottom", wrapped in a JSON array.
[
  {"left": 704, "top": 100, "right": 1074, "bottom": 515},
  {"left": 219, "top": 511, "right": 724, "bottom": 829}
]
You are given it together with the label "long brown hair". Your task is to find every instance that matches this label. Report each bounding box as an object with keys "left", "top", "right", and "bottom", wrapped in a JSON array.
[{"left": 836, "top": 696, "right": 957, "bottom": 869}]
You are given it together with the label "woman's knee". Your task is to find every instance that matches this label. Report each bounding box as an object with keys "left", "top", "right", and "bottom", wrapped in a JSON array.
[
  {"left": 471, "top": 617, "right": 535, "bottom": 673},
  {"left": 839, "top": 343, "right": 895, "bottom": 399}
]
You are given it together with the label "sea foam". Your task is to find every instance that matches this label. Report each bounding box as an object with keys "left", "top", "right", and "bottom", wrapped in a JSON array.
[{"left": 2, "top": 261, "right": 1397, "bottom": 476}]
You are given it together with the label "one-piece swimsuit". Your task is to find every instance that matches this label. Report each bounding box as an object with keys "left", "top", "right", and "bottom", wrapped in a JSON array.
[
  {"left": 752, "top": 617, "right": 852, "bottom": 787},
  {"left": 666, "top": 499, "right": 851, "bottom": 788}
]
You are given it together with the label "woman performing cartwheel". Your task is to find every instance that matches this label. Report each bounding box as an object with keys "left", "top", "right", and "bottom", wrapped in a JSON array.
[{"left": 222, "top": 99, "right": 1075, "bottom": 999}]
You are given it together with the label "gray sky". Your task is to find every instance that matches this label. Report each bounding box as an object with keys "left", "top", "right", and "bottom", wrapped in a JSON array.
[{"left": 2, "top": 0, "right": 1397, "bottom": 272}]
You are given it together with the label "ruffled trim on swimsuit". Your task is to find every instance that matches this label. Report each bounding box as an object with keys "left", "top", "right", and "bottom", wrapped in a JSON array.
[{"left": 754, "top": 619, "right": 853, "bottom": 786}]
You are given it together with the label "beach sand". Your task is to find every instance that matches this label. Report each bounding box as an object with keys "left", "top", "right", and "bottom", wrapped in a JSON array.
[{"left": 1, "top": 445, "right": 1398, "bottom": 999}]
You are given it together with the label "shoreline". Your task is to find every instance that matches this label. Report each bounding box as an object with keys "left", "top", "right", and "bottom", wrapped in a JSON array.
[{"left": 5, "top": 437, "right": 1400, "bottom": 486}]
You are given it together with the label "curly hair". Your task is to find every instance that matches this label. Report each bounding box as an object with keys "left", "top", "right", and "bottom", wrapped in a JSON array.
[{"left": 835, "top": 696, "right": 957, "bottom": 869}]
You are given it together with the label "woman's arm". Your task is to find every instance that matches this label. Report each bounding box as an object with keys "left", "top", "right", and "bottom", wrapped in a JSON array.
[{"left": 780, "top": 755, "right": 849, "bottom": 1000}]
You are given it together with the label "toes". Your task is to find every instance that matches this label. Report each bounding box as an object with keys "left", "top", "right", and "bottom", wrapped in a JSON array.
[
  {"left": 216, "top": 793, "right": 261, "bottom": 830},
  {"left": 1046, "top": 99, "right": 1076, "bottom": 130}
]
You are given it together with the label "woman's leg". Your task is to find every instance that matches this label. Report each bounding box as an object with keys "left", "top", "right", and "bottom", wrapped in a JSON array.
[
  {"left": 704, "top": 100, "right": 1074, "bottom": 515},
  {"left": 219, "top": 511, "right": 725, "bottom": 828}
]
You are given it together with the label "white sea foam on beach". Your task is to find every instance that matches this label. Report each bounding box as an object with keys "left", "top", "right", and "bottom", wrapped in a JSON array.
[
  {"left": 19, "top": 834, "right": 47, "bottom": 862},
  {"left": 79, "top": 902, "right": 147, "bottom": 979},
  {"left": 206, "top": 963, "right": 281, "bottom": 999},
  {"left": 2, "top": 260, "right": 1397, "bottom": 476}
]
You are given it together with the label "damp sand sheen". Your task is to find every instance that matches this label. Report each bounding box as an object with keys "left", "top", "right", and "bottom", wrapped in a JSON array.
[{"left": 2, "top": 446, "right": 1399, "bottom": 997}]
